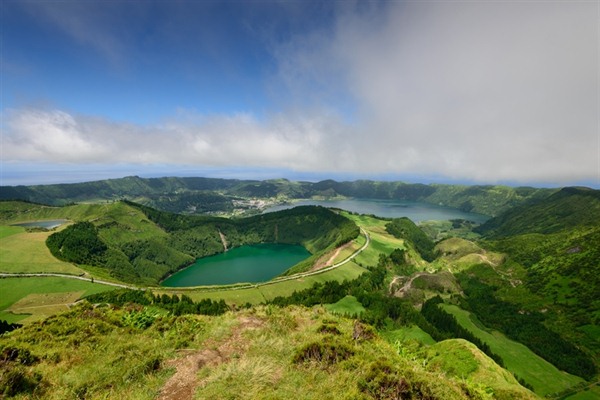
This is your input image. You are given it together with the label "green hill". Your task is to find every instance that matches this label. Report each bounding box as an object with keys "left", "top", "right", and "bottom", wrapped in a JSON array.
[{"left": 1, "top": 201, "right": 359, "bottom": 286}]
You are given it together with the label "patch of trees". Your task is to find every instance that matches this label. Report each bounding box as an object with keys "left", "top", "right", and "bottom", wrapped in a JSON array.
[
  {"left": 0, "top": 320, "right": 22, "bottom": 335},
  {"left": 457, "top": 276, "right": 597, "bottom": 380},
  {"left": 268, "top": 263, "right": 432, "bottom": 331},
  {"left": 385, "top": 218, "right": 435, "bottom": 261},
  {"left": 85, "top": 290, "right": 229, "bottom": 316},
  {"left": 46, "top": 222, "right": 107, "bottom": 265}
]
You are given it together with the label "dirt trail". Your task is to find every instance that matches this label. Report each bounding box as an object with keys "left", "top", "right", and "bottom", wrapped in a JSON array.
[
  {"left": 157, "top": 315, "right": 263, "bottom": 400},
  {"left": 311, "top": 242, "right": 352, "bottom": 272},
  {"left": 218, "top": 230, "right": 228, "bottom": 251},
  {"left": 389, "top": 272, "right": 429, "bottom": 297}
]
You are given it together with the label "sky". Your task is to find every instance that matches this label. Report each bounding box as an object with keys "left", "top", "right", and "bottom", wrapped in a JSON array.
[{"left": 1, "top": 0, "right": 599, "bottom": 187}]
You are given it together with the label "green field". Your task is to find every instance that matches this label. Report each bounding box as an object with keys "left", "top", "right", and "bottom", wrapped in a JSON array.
[
  {"left": 441, "top": 304, "right": 584, "bottom": 396},
  {"left": 0, "top": 226, "right": 85, "bottom": 275},
  {"left": 343, "top": 213, "right": 405, "bottom": 266},
  {"left": 0, "top": 277, "right": 115, "bottom": 323}
]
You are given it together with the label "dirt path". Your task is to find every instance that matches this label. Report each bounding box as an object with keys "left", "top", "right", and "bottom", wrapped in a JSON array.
[
  {"left": 218, "top": 230, "right": 228, "bottom": 251},
  {"left": 389, "top": 272, "right": 429, "bottom": 297},
  {"left": 157, "top": 315, "right": 263, "bottom": 400},
  {"left": 310, "top": 242, "right": 352, "bottom": 272},
  {"left": 0, "top": 273, "right": 136, "bottom": 289}
]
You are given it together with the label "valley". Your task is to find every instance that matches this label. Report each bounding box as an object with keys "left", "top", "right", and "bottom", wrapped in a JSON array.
[{"left": 0, "top": 179, "right": 598, "bottom": 399}]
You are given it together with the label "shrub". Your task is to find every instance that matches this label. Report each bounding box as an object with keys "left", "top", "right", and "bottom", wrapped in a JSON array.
[{"left": 292, "top": 338, "right": 354, "bottom": 367}]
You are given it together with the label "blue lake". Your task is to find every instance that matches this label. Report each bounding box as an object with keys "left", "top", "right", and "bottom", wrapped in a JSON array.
[
  {"left": 264, "top": 198, "right": 489, "bottom": 223},
  {"left": 12, "top": 219, "right": 69, "bottom": 229},
  {"left": 161, "top": 243, "right": 310, "bottom": 287}
]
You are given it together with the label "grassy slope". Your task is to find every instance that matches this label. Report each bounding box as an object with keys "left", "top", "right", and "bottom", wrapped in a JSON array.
[
  {"left": 441, "top": 304, "right": 584, "bottom": 396},
  {"left": 0, "top": 226, "right": 84, "bottom": 275},
  {"left": 425, "top": 339, "right": 534, "bottom": 397},
  {"left": 342, "top": 213, "right": 406, "bottom": 266},
  {"left": 325, "top": 295, "right": 366, "bottom": 316},
  {"left": 0, "top": 303, "right": 538, "bottom": 400}
]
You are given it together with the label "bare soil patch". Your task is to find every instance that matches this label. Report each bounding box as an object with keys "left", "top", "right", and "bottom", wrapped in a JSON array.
[
  {"left": 311, "top": 242, "right": 352, "bottom": 272},
  {"left": 157, "top": 315, "right": 264, "bottom": 400}
]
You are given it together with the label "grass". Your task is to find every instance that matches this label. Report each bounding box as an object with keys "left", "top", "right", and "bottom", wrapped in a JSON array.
[
  {"left": 380, "top": 325, "right": 436, "bottom": 346},
  {"left": 324, "top": 295, "right": 366, "bottom": 317},
  {"left": 441, "top": 304, "right": 585, "bottom": 396},
  {"left": 0, "top": 277, "right": 115, "bottom": 323},
  {"left": 0, "top": 227, "right": 85, "bottom": 275},
  {"left": 342, "top": 213, "right": 405, "bottom": 266},
  {"left": 564, "top": 385, "right": 600, "bottom": 400},
  {"left": 1, "top": 303, "right": 535, "bottom": 400},
  {"left": 422, "top": 338, "right": 541, "bottom": 399}
]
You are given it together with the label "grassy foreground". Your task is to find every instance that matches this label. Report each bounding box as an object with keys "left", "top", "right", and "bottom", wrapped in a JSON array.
[{"left": 0, "top": 303, "right": 537, "bottom": 399}]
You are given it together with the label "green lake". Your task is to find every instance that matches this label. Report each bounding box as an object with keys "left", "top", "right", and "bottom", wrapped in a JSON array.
[{"left": 160, "top": 243, "right": 310, "bottom": 287}]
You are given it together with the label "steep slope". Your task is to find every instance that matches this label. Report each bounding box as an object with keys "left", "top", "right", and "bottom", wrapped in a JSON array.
[{"left": 476, "top": 187, "right": 600, "bottom": 237}]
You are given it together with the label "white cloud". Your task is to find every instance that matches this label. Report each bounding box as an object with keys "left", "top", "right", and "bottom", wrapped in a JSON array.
[
  {"left": 3, "top": 1, "right": 598, "bottom": 186},
  {"left": 281, "top": 1, "right": 599, "bottom": 184},
  {"left": 3, "top": 108, "right": 348, "bottom": 172}
]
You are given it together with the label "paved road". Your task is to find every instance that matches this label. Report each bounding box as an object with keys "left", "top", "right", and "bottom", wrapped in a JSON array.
[{"left": 0, "top": 273, "right": 137, "bottom": 290}]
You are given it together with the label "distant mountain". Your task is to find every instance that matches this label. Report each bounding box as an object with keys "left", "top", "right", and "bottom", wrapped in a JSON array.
[
  {"left": 0, "top": 176, "right": 556, "bottom": 216},
  {"left": 476, "top": 186, "right": 600, "bottom": 238}
]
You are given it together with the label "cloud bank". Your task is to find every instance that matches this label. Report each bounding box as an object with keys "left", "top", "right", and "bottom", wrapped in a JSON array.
[{"left": 3, "top": 1, "right": 598, "bottom": 186}]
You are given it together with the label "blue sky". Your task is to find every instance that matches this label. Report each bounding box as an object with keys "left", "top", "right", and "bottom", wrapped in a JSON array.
[{"left": 2, "top": 1, "right": 599, "bottom": 187}]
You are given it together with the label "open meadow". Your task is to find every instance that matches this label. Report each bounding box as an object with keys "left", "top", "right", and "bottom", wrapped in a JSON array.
[{"left": 0, "top": 226, "right": 85, "bottom": 275}]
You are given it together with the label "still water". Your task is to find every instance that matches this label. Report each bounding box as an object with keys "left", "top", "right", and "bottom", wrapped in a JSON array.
[
  {"left": 12, "top": 219, "right": 68, "bottom": 229},
  {"left": 161, "top": 243, "right": 310, "bottom": 287},
  {"left": 264, "top": 198, "right": 489, "bottom": 223}
]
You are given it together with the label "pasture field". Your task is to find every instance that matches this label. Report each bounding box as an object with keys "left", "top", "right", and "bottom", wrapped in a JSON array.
[
  {"left": 324, "top": 295, "right": 366, "bottom": 316},
  {"left": 0, "top": 226, "right": 85, "bottom": 275},
  {"left": 342, "top": 213, "right": 405, "bottom": 266},
  {"left": 0, "top": 277, "right": 115, "bottom": 323},
  {"left": 441, "top": 304, "right": 584, "bottom": 396}
]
